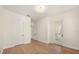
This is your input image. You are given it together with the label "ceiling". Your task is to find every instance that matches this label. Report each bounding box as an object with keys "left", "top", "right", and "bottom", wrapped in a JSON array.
[{"left": 2, "top": 5, "right": 79, "bottom": 21}]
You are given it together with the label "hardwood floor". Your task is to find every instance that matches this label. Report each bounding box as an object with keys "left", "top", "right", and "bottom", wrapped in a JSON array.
[
  {"left": 3, "top": 40, "right": 79, "bottom": 54},
  {"left": 62, "top": 47, "right": 79, "bottom": 54}
]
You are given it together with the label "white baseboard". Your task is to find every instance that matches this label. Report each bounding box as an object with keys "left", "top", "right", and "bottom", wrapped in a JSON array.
[
  {"left": 62, "top": 43, "right": 79, "bottom": 50},
  {"left": 3, "top": 41, "right": 31, "bottom": 50},
  {"left": 33, "top": 38, "right": 49, "bottom": 44},
  {"left": 23, "top": 41, "right": 31, "bottom": 44},
  {"left": 3, "top": 44, "right": 18, "bottom": 50},
  {"left": 55, "top": 41, "right": 79, "bottom": 50}
]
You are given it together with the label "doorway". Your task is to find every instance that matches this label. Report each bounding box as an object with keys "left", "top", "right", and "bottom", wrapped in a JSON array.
[{"left": 55, "top": 20, "right": 63, "bottom": 45}]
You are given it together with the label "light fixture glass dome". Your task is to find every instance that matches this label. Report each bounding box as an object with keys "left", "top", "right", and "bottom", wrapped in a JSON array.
[{"left": 35, "top": 5, "right": 46, "bottom": 13}]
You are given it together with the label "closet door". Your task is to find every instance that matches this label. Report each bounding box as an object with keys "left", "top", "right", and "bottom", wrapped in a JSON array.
[
  {"left": 14, "top": 15, "right": 31, "bottom": 44},
  {"left": 3, "top": 11, "right": 26, "bottom": 48},
  {"left": 14, "top": 15, "right": 25, "bottom": 44},
  {"left": 3, "top": 10, "right": 31, "bottom": 49}
]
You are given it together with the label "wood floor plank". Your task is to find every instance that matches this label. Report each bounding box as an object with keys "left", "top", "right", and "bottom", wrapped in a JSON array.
[{"left": 3, "top": 39, "right": 79, "bottom": 54}]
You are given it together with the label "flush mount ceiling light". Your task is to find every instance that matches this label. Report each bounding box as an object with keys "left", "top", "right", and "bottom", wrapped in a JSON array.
[{"left": 35, "top": 5, "right": 46, "bottom": 13}]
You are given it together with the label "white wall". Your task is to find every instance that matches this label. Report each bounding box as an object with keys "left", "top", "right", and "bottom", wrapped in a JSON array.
[
  {"left": 51, "top": 7, "right": 79, "bottom": 50},
  {"left": 32, "top": 17, "right": 56, "bottom": 43},
  {"left": 0, "top": 7, "right": 31, "bottom": 51},
  {"left": 48, "top": 18, "right": 56, "bottom": 43},
  {"left": 31, "top": 21, "right": 37, "bottom": 39},
  {"left": 62, "top": 8, "right": 79, "bottom": 50},
  {"left": 32, "top": 7, "right": 79, "bottom": 50},
  {"left": 33, "top": 17, "right": 50, "bottom": 43},
  {"left": 0, "top": 7, "right": 4, "bottom": 53}
]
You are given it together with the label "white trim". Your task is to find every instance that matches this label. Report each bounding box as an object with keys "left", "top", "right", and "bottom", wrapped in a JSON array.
[
  {"left": 3, "top": 44, "right": 19, "bottom": 50},
  {"left": 3, "top": 41, "right": 31, "bottom": 50},
  {"left": 62, "top": 43, "right": 79, "bottom": 50},
  {"left": 33, "top": 38, "right": 49, "bottom": 44},
  {"left": 55, "top": 41, "right": 79, "bottom": 50}
]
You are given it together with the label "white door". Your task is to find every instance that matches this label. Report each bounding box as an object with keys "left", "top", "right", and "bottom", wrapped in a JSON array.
[
  {"left": 55, "top": 21, "right": 63, "bottom": 45},
  {"left": 14, "top": 17, "right": 24, "bottom": 44},
  {"left": 14, "top": 16, "right": 31, "bottom": 44}
]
